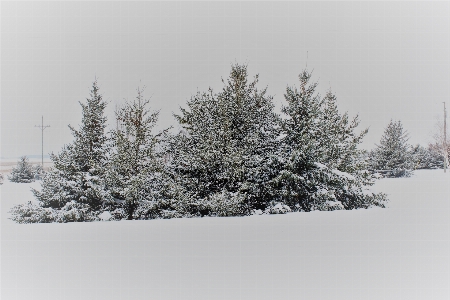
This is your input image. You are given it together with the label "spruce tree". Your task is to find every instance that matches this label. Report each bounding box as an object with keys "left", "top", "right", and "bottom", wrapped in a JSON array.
[
  {"left": 105, "top": 87, "right": 171, "bottom": 220},
  {"left": 273, "top": 70, "right": 386, "bottom": 211},
  {"left": 318, "top": 91, "right": 369, "bottom": 173},
  {"left": 169, "top": 63, "right": 281, "bottom": 215},
  {"left": 369, "top": 120, "right": 414, "bottom": 177},
  {"left": 8, "top": 156, "right": 35, "bottom": 183},
  {"left": 30, "top": 80, "right": 111, "bottom": 214}
]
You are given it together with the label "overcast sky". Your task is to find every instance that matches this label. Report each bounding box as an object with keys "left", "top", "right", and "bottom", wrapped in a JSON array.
[{"left": 1, "top": 1, "right": 449, "bottom": 159}]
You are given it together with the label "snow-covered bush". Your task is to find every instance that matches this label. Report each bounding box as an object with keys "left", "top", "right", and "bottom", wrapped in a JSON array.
[
  {"left": 98, "top": 211, "right": 112, "bottom": 221},
  {"left": 199, "top": 190, "right": 247, "bottom": 217},
  {"left": 8, "top": 156, "right": 35, "bottom": 183},
  {"left": 0, "top": 173, "right": 3, "bottom": 185},
  {"left": 265, "top": 202, "right": 292, "bottom": 214},
  {"left": 411, "top": 144, "right": 444, "bottom": 170},
  {"left": 9, "top": 201, "right": 99, "bottom": 223},
  {"left": 368, "top": 120, "right": 414, "bottom": 178},
  {"left": 33, "top": 164, "right": 45, "bottom": 180}
]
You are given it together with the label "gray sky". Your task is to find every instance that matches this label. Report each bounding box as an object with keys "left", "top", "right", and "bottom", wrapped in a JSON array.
[{"left": 1, "top": 1, "right": 449, "bottom": 159}]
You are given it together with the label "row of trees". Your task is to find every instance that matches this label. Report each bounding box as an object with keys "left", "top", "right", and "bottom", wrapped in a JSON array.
[
  {"left": 368, "top": 120, "right": 446, "bottom": 178},
  {"left": 9, "top": 64, "right": 388, "bottom": 223}
]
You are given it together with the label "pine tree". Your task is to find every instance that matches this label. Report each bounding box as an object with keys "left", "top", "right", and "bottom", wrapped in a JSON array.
[
  {"left": 318, "top": 91, "right": 369, "bottom": 173},
  {"left": 29, "top": 80, "right": 112, "bottom": 216},
  {"left": 105, "top": 87, "right": 171, "bottom": 220},
  {"left": 273, "top": 70, "right": 324, "bottom": 211},
  {"left": 273, "top": 70, "right": 386, "bottom": 211},
  {"left": 8, "top": 156, "right": 35, "bottom": 183},
  {"left": 169, "top": 63, "right": 281, "bottom": 215},
  {"left": 369, "top": 120, "right": 414, "bottom": 177}
]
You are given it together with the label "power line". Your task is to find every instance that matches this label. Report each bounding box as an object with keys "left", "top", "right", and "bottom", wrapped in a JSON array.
[{"left": 35, "top": 116, "right": 50, "bottom": 168}]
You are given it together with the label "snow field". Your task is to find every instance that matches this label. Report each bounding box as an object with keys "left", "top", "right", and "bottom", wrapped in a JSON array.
[{"left": 1, "top": 169, "right": 450, "bottom": 300}]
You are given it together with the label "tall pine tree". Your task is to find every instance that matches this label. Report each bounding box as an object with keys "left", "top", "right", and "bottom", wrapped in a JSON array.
[
  {"left": 32, "top": 80, "right": 112, "bottom": 212},
  {"left": 273, "top": 70, "right": 386, "bottom": 211},
  {"left": 105, "top": 87, "right": 171, "bottom": 220},
  {"left": 169, "top": 63, "right": 281, "bottom": 215}
]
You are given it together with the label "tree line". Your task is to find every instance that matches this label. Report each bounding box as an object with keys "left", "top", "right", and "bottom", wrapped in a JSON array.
[
  {"left": 10, "top": 64, "right": 389, "bottom": 223},
  {"left": 368, "top": 120, "right": 447, "bottom": 178}
]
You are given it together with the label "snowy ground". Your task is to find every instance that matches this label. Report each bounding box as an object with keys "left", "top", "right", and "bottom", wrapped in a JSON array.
[{"left": 1, "top": 169, "right": 450, "bottom": 300}]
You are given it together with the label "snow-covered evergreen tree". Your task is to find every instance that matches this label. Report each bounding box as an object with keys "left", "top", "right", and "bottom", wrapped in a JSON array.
[
  {"left": 105, "top": 87, "right": 172, "bottom": 220},
  {"left": 10, "top": 80, "right": 112, "bottom": 223},
  {"left": 0, "top": 173, "right": 3, "bottom": 185},
  {"left": 169, "top": 63, "right": 281, "bottom": 215},
  {"left": 318, "top": 91, "right": 369, "bottom": 173},
  {"left": 8, "top": 156, "right": 35, "bottom": 183},
  {"left": 369, "top": 120, "right": 414, "bottom": 177},
  {"left": 272, "top": 70, "right": 386, "bottom": 211}
]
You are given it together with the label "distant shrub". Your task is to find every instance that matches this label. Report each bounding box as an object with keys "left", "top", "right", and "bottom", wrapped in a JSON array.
[
  {"left": 33, "top": 164, "right": 45, "bottom": 180},
  {"left": 8, "top": 156, "right": 35, "bottom": 183},
  {"left": 264, "top": 202, "right": 292, "bottom": 214}
]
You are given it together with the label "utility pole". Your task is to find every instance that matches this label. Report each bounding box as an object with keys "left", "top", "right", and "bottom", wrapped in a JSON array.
[
  {"left": 444, "top": 102, "right": 447, "bottom": 173},
  {"left": 35, "top": 116, "right": 50, "bottom": 168}
]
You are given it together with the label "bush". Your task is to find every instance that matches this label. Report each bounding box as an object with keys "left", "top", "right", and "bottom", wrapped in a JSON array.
[
  {"left": 9, "top": 201, "right": 99, "bottom": 223},
  {"left": 264, "top": 202, "right": 292, "bottom": 214},
  {"left": 33, "top": 164, "right": 45, "bottom": 180},
  {"left": 200, "top": 190, "right": 247, "bottom": 217}
]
